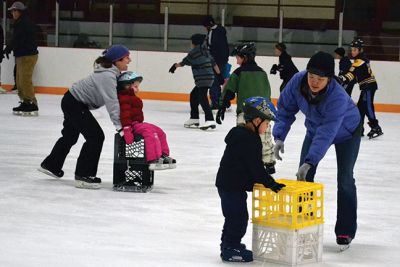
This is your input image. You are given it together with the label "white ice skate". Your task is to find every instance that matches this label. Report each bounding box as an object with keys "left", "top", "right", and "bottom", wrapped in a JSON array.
[
  {"left": 199, "top": 120, "right": 216, "bottom": 130},
  {"left": 184, "top": 118, "right": 199, "bottom": 128}
]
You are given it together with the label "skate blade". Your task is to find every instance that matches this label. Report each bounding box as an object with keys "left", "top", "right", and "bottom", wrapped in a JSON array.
[
  {"left": 184, "top": 124, "right": 199, "bottom": 129},
  {"left": 37, "top": 167, "right": 62, "bottom": 179},
  {"left": 168, "top": 163, "right": 177, "bottom": 169},
  {"left": 149, "top": 164, "right": 170, "bottom": 171},
  {"left": 368, "top": 132, "right": 383, "bottom": 139},
  {"left": 339, "top": 244, "right": 350, "bottom": 251},
  {"left": 199, "top": 125, "right": 216, "bottom": 130},
  {"left": 75, "top": 180, "right": 101, "bottom": 189},
  {"left": 21, "top": 111, "right": 39, "bottom": 117}
]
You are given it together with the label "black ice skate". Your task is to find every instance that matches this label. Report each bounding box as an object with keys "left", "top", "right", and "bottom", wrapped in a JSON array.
[
  {"left": 367, "top": 126, "right": 383, "bottom": 139},
  {"left": 161, "top": 155, "right": 177, "bottom": 169},
  {"left": 38, "top": 163, "right": 64, "bottom": 178},
  {"left": 75, "top": 175, "right": 101, "bottom": 189},
  {"left": 13, "top": 101, "right": 38, "bottom": 116},
  {"left": 220, "top": 247, "right": 253, "bottom": 262},
  {"left": 337, "top": 235, "right": 352, "bottom": 251},
  {"left": 148, "top": 158, "right": 170, "bottom": 171}
]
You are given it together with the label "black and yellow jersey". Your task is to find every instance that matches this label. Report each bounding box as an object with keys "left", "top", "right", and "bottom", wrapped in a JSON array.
[{"left": 343, "top": 53, "right": 377, "bottom": 90}]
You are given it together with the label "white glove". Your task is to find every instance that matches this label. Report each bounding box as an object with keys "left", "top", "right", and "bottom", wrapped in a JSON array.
[
  {"left": 296, "top": 163, "right": 312, "bottom": 181},
  {"left": 274, "top": 140, "right": 284, "bottom": 161}
]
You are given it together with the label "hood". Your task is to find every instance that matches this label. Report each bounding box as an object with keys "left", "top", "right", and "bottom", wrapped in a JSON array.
[
  {"left": 225, "top": 126, "right": 256, "bottom": 145},
  {"left": 94, "top": 64, "right": 120, "bottom": 75}
]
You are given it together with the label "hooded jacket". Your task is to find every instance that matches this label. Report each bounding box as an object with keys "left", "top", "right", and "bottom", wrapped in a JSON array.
[
  {"left": 69, "top": 64, "right": 122, "bottom": 130},
  {"left": 273, "top": 71, "right": 360, "bottom": 166},
  {"left": 216, "top": 126, "right": 275, "bottom": 191},
  {"left": 117, "top": 89, "right": 144, "bottom": 126}
]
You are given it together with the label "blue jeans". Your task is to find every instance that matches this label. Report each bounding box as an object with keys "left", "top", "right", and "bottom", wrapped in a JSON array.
[
  {"left": 300, "top": 133, "right": 360, "bottom": 239},
  {"left": 209, "top": 63, "right": 226, "bottom": 108},
  {"left": 218, "top": 188, "right": 248, "bottom": 248}
]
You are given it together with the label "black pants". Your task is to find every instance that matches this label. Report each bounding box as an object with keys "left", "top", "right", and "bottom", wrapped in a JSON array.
[
  {"left": 218, "top": 188, "right": 248, "bottom": 248},
  {"left": 357, "top": 87, "right": 379, "bottom": 128},
  {"left": 42, "top": 91, "right": 105, "bottom": 177},
  {"left": 190, "top": 86, "right": 214, "bottom": 121}
]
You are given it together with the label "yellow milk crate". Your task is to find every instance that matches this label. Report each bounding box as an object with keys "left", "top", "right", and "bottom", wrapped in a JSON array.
[{"left": 252, "top": 179, "right": 324, "bottom": 230}]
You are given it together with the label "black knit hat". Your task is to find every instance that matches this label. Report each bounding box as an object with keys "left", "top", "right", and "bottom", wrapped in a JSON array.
[
  {"left": 191, "top": 34, "right": 206, "bottom": 46},
  {"left": 202, "top": 16, "right": 215, "bottom": 27},
  {"left": 275, "top": 42, "right": 286, "bottom": 52},
  {"left": 307, "top": 51, "right": 335, "bottom": 77},
  {"left": 334, "top": 47, "right": 345, "bottom": 57}
]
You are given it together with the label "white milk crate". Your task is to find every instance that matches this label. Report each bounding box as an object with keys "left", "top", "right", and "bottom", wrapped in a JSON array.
[{"left": 252, "top": 224, "right": 323, "bottom": 266}]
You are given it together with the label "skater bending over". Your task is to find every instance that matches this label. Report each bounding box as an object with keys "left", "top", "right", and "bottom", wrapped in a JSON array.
[
  {"left": 169, "top": 33, "right": 220, "bottom": 130},
  {"left": 117, "top": 71, "right": 176, "bottom": 170},
  {"left": 39, "top": 45, "right": 131, "bottom": 189},
  {"left": 216, "top": 96, "right": 285, "bottom": 262},
  {"left": 273, "top": 51, "right": 361, "bottom": 249}
]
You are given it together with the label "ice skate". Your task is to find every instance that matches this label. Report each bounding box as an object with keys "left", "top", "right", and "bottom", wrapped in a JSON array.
[
  {"left": 337, "top": 235, "right": 352, "bottom": 251},
  {"left": 148, "top": 158, "right": 170, "bottom": 171},
  {"left": 13, "top": 101, "right": 39, "bottom": 116},
  {"left": 199, "top": 120, "right": 216, "bottom": 130},
  {"left": 161, "top": 155, "right": 177, "bottom": 169},
  {"left": 220, "top": 247, "right": 253, "bottom": 262},
  {"left": 367, "top": 126, "right": 383, "bottom": 139},
  {"left": 75, "top": 175, "right": 101, "bottom": 189},
  {"left": 184, "top": 118, "right": 199, "bottom": 128},
  {"left": 37, "top": 163, "right": 64, "bottom": 178}
]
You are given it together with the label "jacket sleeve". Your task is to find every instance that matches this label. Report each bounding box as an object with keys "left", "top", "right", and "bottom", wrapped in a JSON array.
[
  {"left": 180, "top": 53, "right": 192, "bottom": 66},
  {"left": 219, "top": 72, "right": 238, "bottom": 106},
  {"left": 272, "top": 75, "right": 300, "bottom": 141},
  {"left": 98, "top": 74, "right": 122, "bottom": 130}
]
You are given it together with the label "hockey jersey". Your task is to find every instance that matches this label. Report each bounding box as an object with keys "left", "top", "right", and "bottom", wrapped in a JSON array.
[{"left": 342, "top": 53, "right": 377, "bottom": 90}]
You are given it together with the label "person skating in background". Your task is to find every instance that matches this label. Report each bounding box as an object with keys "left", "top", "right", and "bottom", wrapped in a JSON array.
[
  {"left": 216, "top": 43, "right": 276, "bottom": 175},
  {"left": 117, "top": 71, "right": 176, "bottom": 171},
  {"left": 0, "top": 24, "right": 6, "bottom": 93},
  {"left": 39, "top": 45, "right": 131, "bottom": 189},
  {"left": 273, "top": 51, "right": 361, "bottom": 250},
  {"left": 202, "top": 15, "right": 230, "bottom": 110},
  {"left": 216, "top": 96, "right": 285, "bottom": 262},
  {"left": 339, "top": 38, "right": 383, "bottom": 139},
  {"left": 3, "top": 1, "right": 39, "bottom": 115},
  {"left": 334, "top": 47, "right": 355, "bottom": 96},
  {"left": 169, "top": 33, "right": 220, "bottom": 130},
  {"left": 270, "top": 42, "right": 298, "bottom": 92}
]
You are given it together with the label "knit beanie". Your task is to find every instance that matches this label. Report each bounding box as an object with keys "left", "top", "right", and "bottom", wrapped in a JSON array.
[
  {"left": 191, "top": 34, "right": 206, "bottom": 46},
  {"left": 334, "top": 47, "right": 345, "bottom": 57},
  {"left": 307, "top": 51, "right": 335, "bottom": 77},
  {"left": 202, "top": 16, "right": 215, "bottom": 27},
  {"left": 275, "top": 42, "right": 286, "bottom": 52},
  {"left": 102, "top": 45, "right": 130, "bottom": 62}
]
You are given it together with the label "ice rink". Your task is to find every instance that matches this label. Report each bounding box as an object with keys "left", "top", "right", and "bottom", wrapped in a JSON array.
[{"left": 0, "top": 94, "right": 399, "bottom": 267}]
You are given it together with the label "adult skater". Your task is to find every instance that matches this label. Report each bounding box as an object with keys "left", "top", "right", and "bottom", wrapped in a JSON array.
[
  {"left": 273, "top": 51, "right": 361, "bottom": 249},
  {"left": 39, "top": 45, "right": 131, "bottom": 189},
  {"left": 270, "top": 42, "right": 298, "bottom": 92}
]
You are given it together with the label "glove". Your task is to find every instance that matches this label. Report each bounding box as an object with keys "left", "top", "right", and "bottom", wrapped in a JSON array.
[
  {"left": 3, "top": 46, "right": 12, "bottom": 59},
  {"left": 270, "top": 64, "right": 278, "bottom": 75},
  {"left": 263, "top": 179, "right": 286, "bottom": 193},
  {"left": 216, "top": 106, "right": 226, "bottom": 125},
  {"left": 169, "top": 64, "right": 177, "bottom": 73},
  {"left": 296, "top": 163, "right": 312, "bottom": 181},
  {"left": 274, "top": 140, "right": 284, "bottom": 161},
  {"left": 123, "top": 126, "right": 134, "bottom": 144}
]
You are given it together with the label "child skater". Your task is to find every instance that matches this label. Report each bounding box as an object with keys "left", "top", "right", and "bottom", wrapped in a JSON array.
[
  {"left": 216, "top": 96, "right": 286, "bottom": 262},
  {"left": 169, "top": 33, "right": 221, "bottom": 130},
  {"left": 117, "top": 71, "right": 176, "bottom": 170}
]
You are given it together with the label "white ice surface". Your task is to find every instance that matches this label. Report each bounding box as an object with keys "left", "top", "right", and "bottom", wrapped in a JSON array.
[{"left": 0, "top": 94, "right": 399, "bottom": 267}]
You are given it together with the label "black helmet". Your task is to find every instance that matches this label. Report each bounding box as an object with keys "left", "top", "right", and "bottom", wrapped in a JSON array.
[
  {"left": 350, "top": 38, "right": 364, "bottom": 50},
  {"left": 231, "top": 42, "right": 256, "bottom": 59},
  {"left": 307, "top": 51, "right": 335, "bottom": 78},
  {"left": 243, "top": 96, "right": 278, "bottom": 122}
]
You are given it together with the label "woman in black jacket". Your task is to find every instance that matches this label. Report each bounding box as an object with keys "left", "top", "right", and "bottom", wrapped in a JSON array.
[{"left": 270, "top": 43, "right": 299, "bottom": 92}]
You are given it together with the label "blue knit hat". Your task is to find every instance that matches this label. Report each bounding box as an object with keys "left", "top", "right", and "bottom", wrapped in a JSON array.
[{"left": 102, "top": 45, "right": 130, "bottom": 62}]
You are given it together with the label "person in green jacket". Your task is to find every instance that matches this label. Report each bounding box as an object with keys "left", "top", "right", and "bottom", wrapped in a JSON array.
[{"left": 216, "top": 42, "right": 276, "bottom": 174}]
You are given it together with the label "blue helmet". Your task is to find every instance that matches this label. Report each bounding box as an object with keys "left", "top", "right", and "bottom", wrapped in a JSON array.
[
  {"left": 243, "top": 96, "right": 278, "bottom": 122},
  {"left": 117, "top": 71, "right": 143, "bottom": 91}
]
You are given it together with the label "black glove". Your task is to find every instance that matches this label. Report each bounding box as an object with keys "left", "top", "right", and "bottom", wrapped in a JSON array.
[
  {"left": 270, "top": 64, "right": 278, "bottom": 75},
  {"left": 3, "top": 46, "right": 12, "bottom": 59},
  {"left": 216, "top": 106, "right": 226, "bottom": 125},
  {"left": 263, "top": 179, "right": 286, "bottom": 193},
  {"left": 169, "top": 64, "right": 177, "bottom": 73},
  {"left": 264, "top": 162, "right": 276, "bottom": 175}
]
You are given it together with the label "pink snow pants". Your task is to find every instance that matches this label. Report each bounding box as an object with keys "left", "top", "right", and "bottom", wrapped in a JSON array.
[{"left": 132, "top": 122, "right": 170, "bottom": 162}]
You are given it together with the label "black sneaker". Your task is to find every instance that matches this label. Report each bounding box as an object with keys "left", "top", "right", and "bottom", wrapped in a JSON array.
[
  {"left": 75, "top": 175, "right": 101, "bottom": 189},
  {"left": 38, "top": 163, "right": 64, "bottom": 178}
]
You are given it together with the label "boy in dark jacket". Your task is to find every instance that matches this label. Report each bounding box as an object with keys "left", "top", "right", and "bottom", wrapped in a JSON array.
[
  {"left": 216, "top": 96, "right": 285, "bottom": 262},
  {"left": 169, "top": 33, "right": 220, "bottom": 130},
  {"left": 334, "top": 47, "right": 355, "bottom": 96},
  {"left": 270, "top": 42, "right": 299, "bottom": 92}
]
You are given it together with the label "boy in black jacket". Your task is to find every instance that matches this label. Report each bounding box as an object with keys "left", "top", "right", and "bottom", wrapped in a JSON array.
[
  {"left": 216, "top": 96, "right": 285, "bottom": 262},
  {"left": 270, "top": 43, "right": 298, "bottom": 92}
]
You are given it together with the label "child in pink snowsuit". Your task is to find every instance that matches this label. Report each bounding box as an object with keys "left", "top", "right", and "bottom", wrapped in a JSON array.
[{"left": 117, "top": 71, "right": 176, "bottom": 170}]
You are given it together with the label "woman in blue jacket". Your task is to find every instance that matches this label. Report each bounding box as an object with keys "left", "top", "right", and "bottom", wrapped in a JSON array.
[{"left": 273, "top": 51, "right": 361, "bottom": 249}]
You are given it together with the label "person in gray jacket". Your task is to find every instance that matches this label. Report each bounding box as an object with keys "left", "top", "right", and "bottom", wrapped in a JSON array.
[{"left": 39, "top": 45, "right": 131, "bottom": 189}]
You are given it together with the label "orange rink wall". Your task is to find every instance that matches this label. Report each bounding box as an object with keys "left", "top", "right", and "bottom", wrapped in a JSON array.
[{"left": 3, "top": 85, "right": 400, "bottom": 113}]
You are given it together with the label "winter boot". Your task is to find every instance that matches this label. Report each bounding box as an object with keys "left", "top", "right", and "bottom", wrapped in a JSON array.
[
  {"left": 220, "top": 246, "right": 253, "bottom": 262},
  {"left": 367, "top": 121, "right": 383, "bottom": 139},
  {"left": 148, "top": 158, "right": 169, "bottom": 170},
  {"left": 184, "top": 118, "right": 200, "bottom": 128},
  {"left": 38, "top": 163, "right": 64, "bottom": 178},
  {"left": 75, "top": 175, "right": 101, "bottom": 189},
  {"left": 161, "top": 155, "right": 177, "bottom": 169},
  {"left": 199, "top": 120, "right": 216, "bottom": 130},
  {"left": 337, "top": 235, "right": 352, "bottom": 251}
]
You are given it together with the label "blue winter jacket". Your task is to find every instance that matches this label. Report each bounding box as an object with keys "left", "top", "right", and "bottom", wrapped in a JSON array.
[{"left": 273, "top": 71, "right": 360, "bottom": 166}]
